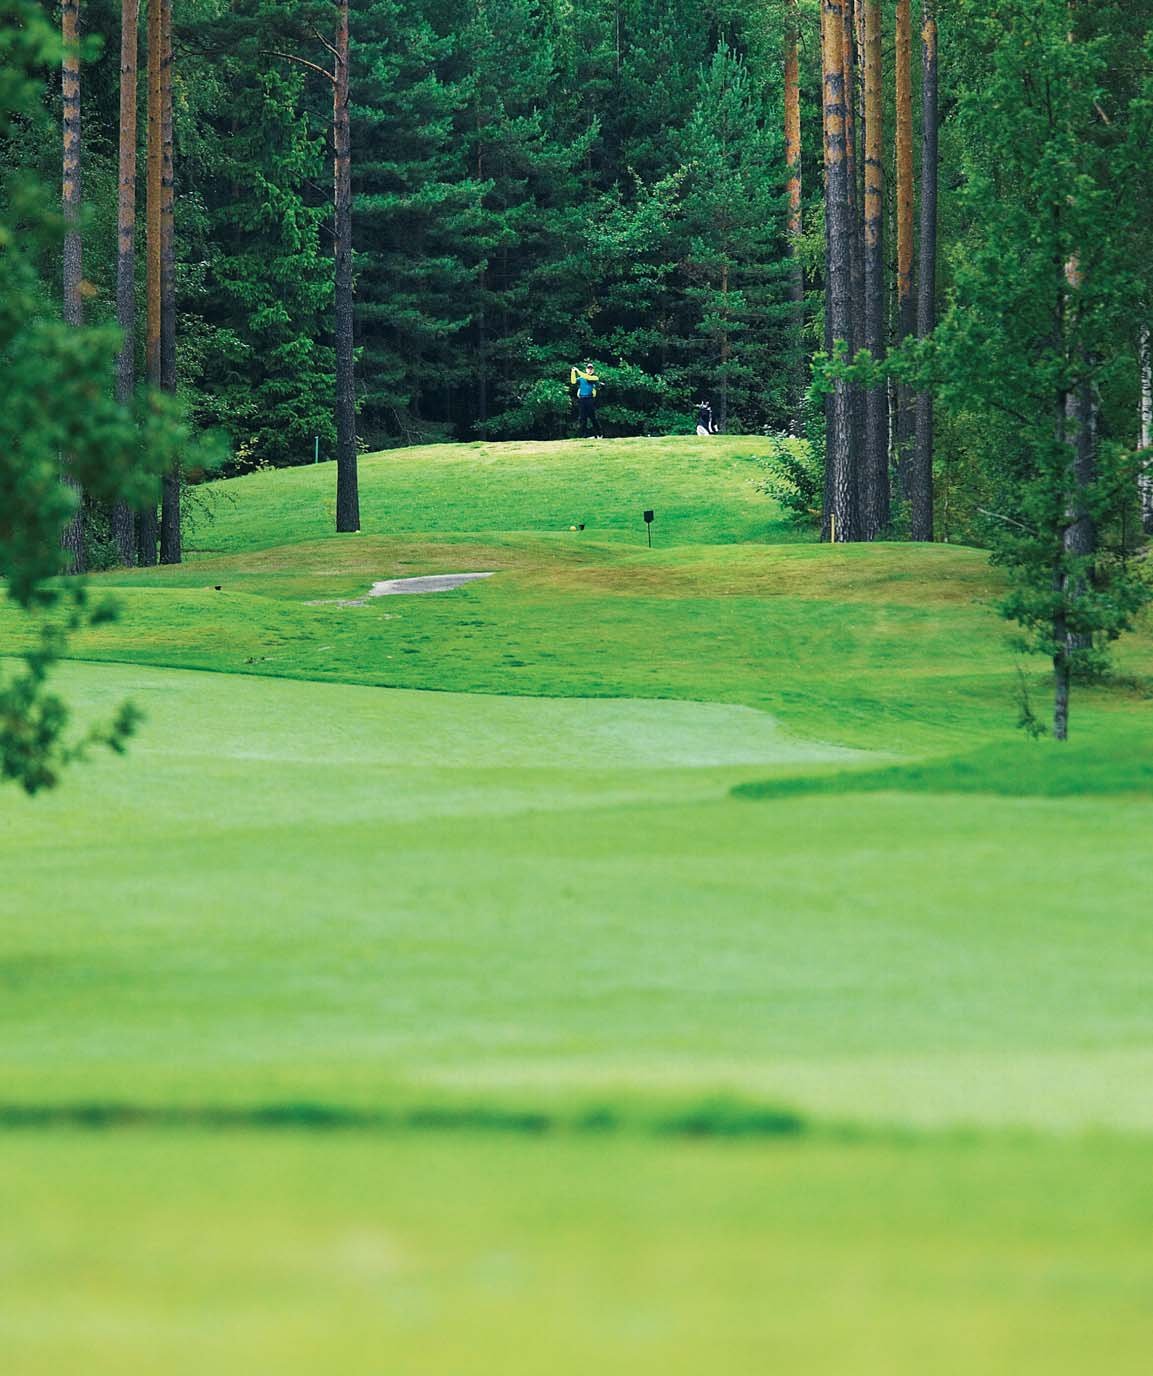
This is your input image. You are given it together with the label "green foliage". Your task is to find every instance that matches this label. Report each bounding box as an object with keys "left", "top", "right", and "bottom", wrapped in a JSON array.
[
  {"left": 753, "top": 432, "right": 823, "bottom": 528},
  {"left": 179, "top": 47, "right": 335, "bottom": 469},
  {"left": 165, "top": 0, "right": 797, "bottom": 447},
  {"left": 0, "top": 589, "right": 143, "bottom": 793},
  {"left": 937, "top": 3, "right": 1152, "bottom": 701},
  {"left": 0, "top": 0, "right": 179, "bottom": 791}
]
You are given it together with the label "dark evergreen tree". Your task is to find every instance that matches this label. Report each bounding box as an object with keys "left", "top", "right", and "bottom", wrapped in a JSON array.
[
  {"left": 669, "top": 42, "right": 790, "bottom": 432},
  {"left": 353, "top": 0, "right": 481, "bottom": 444},
  {"left": 188, "top": 62, "right": 335, "bottom": 469}
]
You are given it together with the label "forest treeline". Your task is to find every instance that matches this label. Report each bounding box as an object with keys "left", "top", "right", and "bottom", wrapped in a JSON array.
[
  {"left": 23, "top": 0, "right": 809, "bottom": 464},
  {"left": 15, "top": 3, "right": 1153, "bottom": 526}
]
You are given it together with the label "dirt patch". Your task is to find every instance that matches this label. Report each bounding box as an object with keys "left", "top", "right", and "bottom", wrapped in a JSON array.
[{"left": 311, "top": 572, "right": 496, "bottom": 607}]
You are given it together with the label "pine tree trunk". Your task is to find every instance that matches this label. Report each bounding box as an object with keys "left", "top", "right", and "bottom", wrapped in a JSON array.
[
  {"left": 842, "top": 0, "right": 867, "bottom": 524},
  {"left": 139, "top": 0, "right": 162, "bottom": 565},
  {"left": 861, "top": 0, "right": 888, "bottom": 537},
  {"left": 112, "top": 0, "right": 139, "bottom": 567},
  {"left": 1140, "top": 326, "right": 1152, "bottom": 534},
  {"left": 894, "top": 0, "right": 915, "bottom": 505},
  {"left": 911, "top": 0, "right": 937, "bottom": 542},
  {"left": 158, "top": 0, "right": 181, "bottom": 564},
  {"left": 333, "top": 0, "right": 359, "bottom": 533},
  {"left": 842, "top": 0, "right": 863, "bottom": 359},
  {"left": 61, "top": 0, "right": 86, "bottom": 574},
  {"left": 822, "top": 0, "right": 855, "bottom": 541},
  {"left": 784, "top": 4, "right": 804, "bottom": 433}
]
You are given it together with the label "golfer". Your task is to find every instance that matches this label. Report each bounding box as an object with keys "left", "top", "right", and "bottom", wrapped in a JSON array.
[
  {"left": 695, "top": 399, "right": 716, "bottom": 435},
  {"left": 570, "top": 362, "right": 602, "bottom": 438}
]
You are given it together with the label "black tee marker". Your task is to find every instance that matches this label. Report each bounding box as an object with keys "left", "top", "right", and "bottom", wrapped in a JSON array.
[{"left": 643, "top": 509, "right": 654, "bottom": 548}]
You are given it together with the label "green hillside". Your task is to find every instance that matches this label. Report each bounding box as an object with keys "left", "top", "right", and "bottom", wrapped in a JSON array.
[{"left": 3, "top": 438, "right": 1152, "bottom": 1373}]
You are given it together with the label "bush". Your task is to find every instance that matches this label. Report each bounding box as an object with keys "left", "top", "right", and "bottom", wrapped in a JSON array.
[{"left": 754, "top": 432, "right": 822, "bottom": 529}]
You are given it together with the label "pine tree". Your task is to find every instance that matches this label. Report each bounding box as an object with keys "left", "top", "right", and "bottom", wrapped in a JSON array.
[
  {"left": 670, "top": 43, "right": 788, "bottom": 432},
  {"left": 187, "top": 59, "right": 334, "bottom": 470},
  {"left": 353, "top": 0, "right": 478, "bottom": 443},
  {"left": 460, "top": 0, "right": 598, "bottom": 438}
]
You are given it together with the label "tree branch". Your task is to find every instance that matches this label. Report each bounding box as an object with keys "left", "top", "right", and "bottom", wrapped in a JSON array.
[
  {"left": 263, "top": 50, "right": 334, "bottom": 84},
  {"left": 310, "top": 26, "right": 340, "bottom": 60}
]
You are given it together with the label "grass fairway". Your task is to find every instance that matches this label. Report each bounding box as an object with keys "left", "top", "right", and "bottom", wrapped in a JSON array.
[
  {"left": 3, "top": 436, "right": 1152, "bottom": 1370},
  {"left": 4, "top": 1133, "right": 1153, "bottom": 1376}
]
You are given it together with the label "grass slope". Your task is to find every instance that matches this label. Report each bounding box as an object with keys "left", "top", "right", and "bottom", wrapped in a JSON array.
[
  {"left": 3, "top": 660, "right": 1152, "bottom": 1131},
  {"left": 3, "top": 435, "right": 1152, "bottom": 1371}
]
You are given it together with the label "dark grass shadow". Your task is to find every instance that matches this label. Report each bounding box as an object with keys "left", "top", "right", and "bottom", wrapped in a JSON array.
[{"left": 733, "top": 737, "right": 1153, "bottom": 802}]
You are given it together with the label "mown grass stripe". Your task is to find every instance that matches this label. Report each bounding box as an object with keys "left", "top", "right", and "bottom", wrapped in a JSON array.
[{"left": 0, "top": 1099, "right": 807, "bottom": 1139}]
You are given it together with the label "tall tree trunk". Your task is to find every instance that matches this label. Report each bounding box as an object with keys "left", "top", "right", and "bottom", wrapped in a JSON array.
[
  {"left": 61, "top": 0, "right": 85, "bottom": 574},
  {"left": 784, "top": 3, "right": 804, "bottom": 433},
  {"left": 138, "top": 0, "right": 161, "bottom": 565},
  {"left": 842, "top": 0, "right": 866, "bottom": 520},
  {"left": 112, "top": 0, "right": 139, "bottom": 568},
  {"left": 1140, "top": 326, "right": 1152, "bottom": 534},
  {"left": 894, "top": 0, "right": 915, "bottom": 504},
  {"left": 333, "top": 0, "right": 359, "bottom": 533},
  {"left": 822, "top": 0, "right": 855, "bottom": 541},
  {"left": 842, "top": 0, "right": 863, "bottom": 358},
  {"left": 158, "top": 0, "right": 181, "bottom": 564},
  {"left": 861, "top": 0, "right": 888, "bottom": 537},
  {"left": 911, "top": 0, "right": 937, "bottom": 541}
]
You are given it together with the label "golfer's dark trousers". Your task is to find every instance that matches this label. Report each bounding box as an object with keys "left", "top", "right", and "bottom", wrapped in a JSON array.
[{"left": 578, "top": 396, "right": 598, "bottom": 435}]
